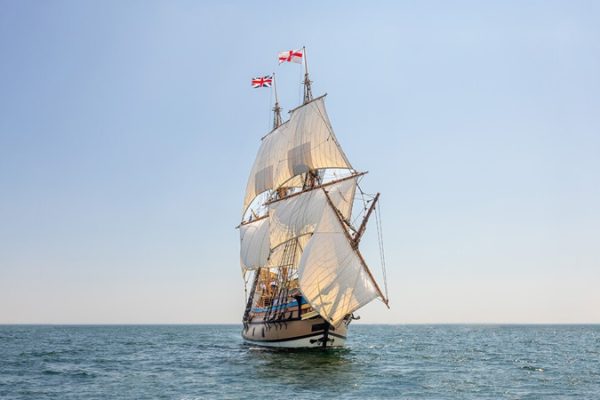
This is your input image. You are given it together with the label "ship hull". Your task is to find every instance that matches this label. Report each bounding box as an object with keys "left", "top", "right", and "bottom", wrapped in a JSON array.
[{"left": 242, "top": 317, "right": 348, "bottom": 348}]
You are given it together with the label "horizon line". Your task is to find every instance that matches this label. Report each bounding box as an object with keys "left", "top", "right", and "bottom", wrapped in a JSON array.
[{"left": 1, "top": 322, "right": 599, "bottom": 326}]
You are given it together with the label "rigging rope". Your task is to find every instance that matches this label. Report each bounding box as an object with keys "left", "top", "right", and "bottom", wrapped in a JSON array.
[
  {"left": 375, "top": 200, "right": 389, "bottom": 301},
  {"left": 298, "top": 67, "right": 303, "bottom": 105},
  {"left": 352, "top": 183, "right": 371, "bottom": 227},
  {"left": 268, "top": 86, "right": 273, "bottom": 132},
  {"left": 243, "top": 271, "right": 250, "bottom": 303}
]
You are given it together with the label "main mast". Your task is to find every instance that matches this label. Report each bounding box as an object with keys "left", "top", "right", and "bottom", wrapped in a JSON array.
[
  {"left": 245, "top": 47, "right": 317, "bottom": 325},
  {"left": 272, "top": 72, "right": 282, "bottom": 129},
  {"left": 302, "top": 46, "right": 313, "bottom": 104},
  {"left": 301, "top": 47, "right": 318, "bottom": 189}
]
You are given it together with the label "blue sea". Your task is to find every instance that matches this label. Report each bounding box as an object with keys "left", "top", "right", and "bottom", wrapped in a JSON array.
[{"left": 1, "top": 325, "right": 599, "bottom": 399}]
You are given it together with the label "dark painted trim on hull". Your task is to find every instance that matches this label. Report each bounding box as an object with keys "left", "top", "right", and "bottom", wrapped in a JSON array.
[
  {"left": 328, "top": 332, "right": 346, "bottom": 340},
  {"left": 245, "top": 318, "right": 312, "bottom": 325},
  {"left": 242, "top": 331, "right": 347, "bottom": 343}
]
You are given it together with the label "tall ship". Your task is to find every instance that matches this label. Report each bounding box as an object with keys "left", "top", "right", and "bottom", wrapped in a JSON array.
[{"left": 239, "top": 49, "right": 389, "bottom": 348}]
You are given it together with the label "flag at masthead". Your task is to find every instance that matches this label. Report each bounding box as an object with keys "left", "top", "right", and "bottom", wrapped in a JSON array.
[{"left": 278, "top": 47, "right": 313, "bottom": 104}]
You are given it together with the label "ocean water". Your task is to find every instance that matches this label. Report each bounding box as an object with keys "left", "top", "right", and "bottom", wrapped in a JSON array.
[{"left": 0, "top": 325, "right": 599, "bottom": 399}]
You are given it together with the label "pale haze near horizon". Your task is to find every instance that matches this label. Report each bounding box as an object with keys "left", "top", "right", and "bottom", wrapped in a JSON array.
[{"left": 1, "top": 1, "right": 599, "bottom": 324}]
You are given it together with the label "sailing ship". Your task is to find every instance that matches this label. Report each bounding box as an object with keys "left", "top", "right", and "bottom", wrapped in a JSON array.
[{"left": 239, "top": 49, "right": 389, "bottom": 348}]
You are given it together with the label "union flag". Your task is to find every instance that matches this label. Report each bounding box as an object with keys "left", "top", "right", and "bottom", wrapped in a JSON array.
[
  {"left": 278, "top": 49, "right": 303, "bottom": 64},
  {"left": 251, "top": 75, "right": 273, "bottom": 88}
]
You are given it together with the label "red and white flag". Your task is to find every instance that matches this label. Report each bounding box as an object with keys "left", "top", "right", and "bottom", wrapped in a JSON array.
[
  {"left": 251, "top": 75, "right": 273, "bottom": 88},
  {"left": 278, "top": 49, "right": 303, "bottom": 64}
]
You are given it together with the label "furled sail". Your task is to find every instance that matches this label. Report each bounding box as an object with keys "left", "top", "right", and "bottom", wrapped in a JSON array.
[
  {"left": 268, "top": 177, "right": 356, "bottom": 252},
  {"left": 239, "top": 217, "right": 270, "bottom": 271},
  {"left": 242, "top": 96, "right": 352, "bottom": 213},
  {"left": 298, "top": 199, "right": 379, "bottom": 326}
]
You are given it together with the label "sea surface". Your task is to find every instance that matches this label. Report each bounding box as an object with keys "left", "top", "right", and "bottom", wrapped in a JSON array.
[{"left": 1, "top": 325, "right": 599, "bottom": 399}]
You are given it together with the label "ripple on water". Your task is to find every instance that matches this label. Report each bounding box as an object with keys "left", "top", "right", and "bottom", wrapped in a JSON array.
[{"left": 0, "top": 325, "right": 599, "bottom": 399}]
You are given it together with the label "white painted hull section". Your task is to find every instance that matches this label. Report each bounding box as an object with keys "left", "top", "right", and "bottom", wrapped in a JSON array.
[
  {"left": 241, "top": 314, "right": 349, "bottom": 349},
  {"left": 243, "top": 334, "right": 346, "bottom": 348}
]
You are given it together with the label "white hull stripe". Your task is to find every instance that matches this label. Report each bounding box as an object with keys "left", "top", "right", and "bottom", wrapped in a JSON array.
[
  {"left": 242, "top": 331, "right": 346, "bottom": 343},
  {"left": 243, "top": 334, "right": 346, "bottom": 348}
]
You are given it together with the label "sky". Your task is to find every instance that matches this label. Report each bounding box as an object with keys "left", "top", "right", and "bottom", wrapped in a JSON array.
[{"left": 0, "top": 0, "right": 599, "bottom": 324}]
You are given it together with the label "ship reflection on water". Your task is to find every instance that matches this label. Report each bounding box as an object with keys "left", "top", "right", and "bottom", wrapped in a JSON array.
[{"left": 244, "top": 344, "right": 361, "bottom": 389}]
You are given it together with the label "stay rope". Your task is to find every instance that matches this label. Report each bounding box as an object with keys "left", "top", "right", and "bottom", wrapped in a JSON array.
[{"left": 374, "top": 200, "right": 389, "bottom": 301}]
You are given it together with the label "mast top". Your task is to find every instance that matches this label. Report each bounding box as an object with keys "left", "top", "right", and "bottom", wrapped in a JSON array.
[
  {"left": 302, "top": 46, "right": 313, "bottom": 104},
  {"left": 272, "top": 72, "right": 282, "bottom": 129}
]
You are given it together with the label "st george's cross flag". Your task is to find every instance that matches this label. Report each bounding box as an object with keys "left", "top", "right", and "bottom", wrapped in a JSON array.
[
  {"left": 251, "top": 75, "right": 273, "bottom": 88},
  {"left": 278, "top": 49, "right": 303, "bottom": 64}
]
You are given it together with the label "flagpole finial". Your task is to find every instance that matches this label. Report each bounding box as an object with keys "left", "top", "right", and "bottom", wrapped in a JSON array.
[{"left": 302, "top": 46, "right": 313, "bottom": 104}]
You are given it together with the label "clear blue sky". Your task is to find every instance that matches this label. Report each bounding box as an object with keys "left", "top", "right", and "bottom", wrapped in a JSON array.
[{"left": 1, "top": 1, "right": 598, "bottom": 323}]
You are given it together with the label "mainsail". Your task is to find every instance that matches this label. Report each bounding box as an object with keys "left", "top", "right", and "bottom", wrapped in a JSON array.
[
  {"left": 240, "top": 91, "right": 387, "bottom": 328},
  {"left": 268, "top": 177, "right": 356, "bottom": 251},
  {"left": 239, "top": 176, "right": 356, "bottom": 271}
]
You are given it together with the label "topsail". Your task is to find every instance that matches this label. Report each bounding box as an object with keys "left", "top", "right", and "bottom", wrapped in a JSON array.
[{"left": 242, "top": 96, "right": 352, "bottom": 214}]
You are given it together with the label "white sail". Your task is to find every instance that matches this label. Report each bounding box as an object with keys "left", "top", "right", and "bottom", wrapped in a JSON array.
[
  {"left": 239, "top": 218, "right": 270, "bottom": 271},
  {"left": 268, "top": 177, "right": 356, "bottom": 251},
  {"left": 298, "top": 201, "right": 379, "bottom": 326},
  {"left": 266, "top": 234, "right": 310, "bottom": 269},
  {"left": 242, "top": 96, "right": 352, "bottom": 213}
]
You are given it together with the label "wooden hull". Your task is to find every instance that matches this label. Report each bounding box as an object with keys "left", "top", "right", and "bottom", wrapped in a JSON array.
[
  {"left": 241, "top": 269, "right": 352, "bottom": 348},
  {"left": 242, "top": 316, "right": 348, "bottom": 348},
  {"left": 242, "top": 317, "right": 348, "bottom": 348}
]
